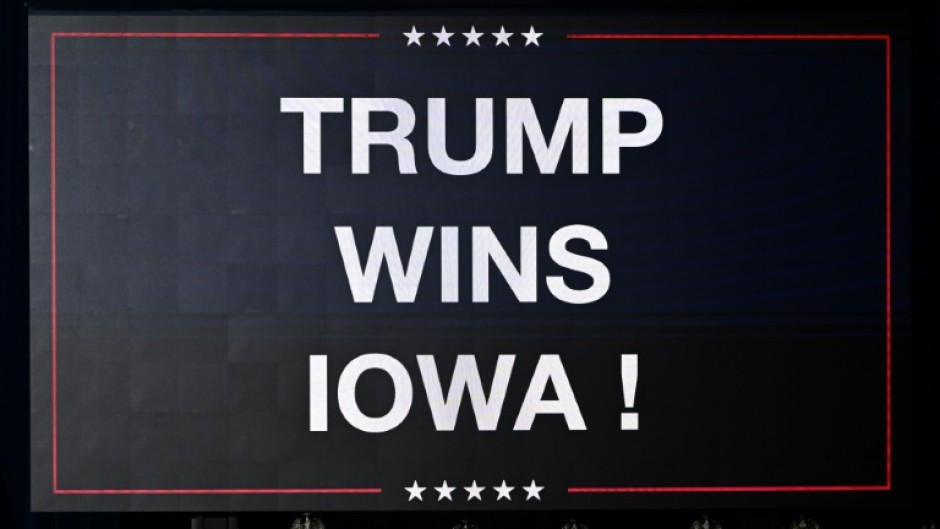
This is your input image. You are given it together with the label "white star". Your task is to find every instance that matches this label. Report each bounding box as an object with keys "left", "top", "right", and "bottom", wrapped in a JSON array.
[
  {"left": 405, "top": 480, "right": 426, "bottom": 501},
  {"left": 432, "top": 26, "right": 454, "bottom": 46},
  {"left": 522, "top": 479, "right": 544, "bottom": 500},
  {"left": 434, "top": 480, "right": 456, "bottom": 501},
  {"left": 464, "top": 480, "right": 485, "bottom": 501},
  {"left": 493, "top": 480, "right": 514, "bottom": 501},
  {"left": 463, "top": 26, "right": 484, "bottom": 47},
  {"left": 521, "top": 26, "right": 543, "bottom": 47},
  {"left": 492, "top": 26, "right": 513, "bottom": 47},
  {"left": 403, "top": 26, "right": 424, "bottom": 47}
]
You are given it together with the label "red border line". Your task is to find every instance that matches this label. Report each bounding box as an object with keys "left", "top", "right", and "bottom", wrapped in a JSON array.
[
  {"left": 56, "top": 488, "right": 382, "bottom": 495},
  {"left": 49, "top": 31, "right": 380, "bottom": 497},
  {"left": 566, "top": 33, "right": 890, "bottom": 40},
  {"left": 50, "top": 32, "right": 58, "bottom": 494},
  {"left": 884, "top": 35, "right": 893, "bottom": 492},
  {"left": 563, "top": 33, "right": 893, "bottom": 495},
  {"left": 569, "top": 485, "right": 892, "bottom": 494},
  {"left": 50, "top": 32, "right": 892, "bottom": 497},
  {"left": 52, "top": 31, "right": 380, "bottom": 38}
]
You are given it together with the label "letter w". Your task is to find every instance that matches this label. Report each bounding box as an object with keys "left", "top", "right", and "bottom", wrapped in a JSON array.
[
  {"left": 334, "top": 226, "right": 433, "bottom": 303},
  {"left": 417, "top": 355, "right": 516, "bottom": 431}
]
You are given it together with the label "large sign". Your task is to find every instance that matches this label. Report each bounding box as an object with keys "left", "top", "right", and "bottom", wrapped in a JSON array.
[{"left": 28, "top": 14, "right": 910, "bottom": 511}]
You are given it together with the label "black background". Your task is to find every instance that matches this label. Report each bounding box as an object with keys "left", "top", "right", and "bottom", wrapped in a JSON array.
[
  {"left": 3, "top": 0, "right": 939, "bottom": 528},
  {"left": 29, "top": 15, "right": 899, "bottom": 509}
]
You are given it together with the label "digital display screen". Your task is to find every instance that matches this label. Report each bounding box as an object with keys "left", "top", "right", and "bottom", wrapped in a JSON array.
[{"left": 28, "top": 14, "right": 911, "bottom": 511}]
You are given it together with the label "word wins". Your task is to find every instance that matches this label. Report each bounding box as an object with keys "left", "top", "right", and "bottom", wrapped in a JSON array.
[{"left": 335, "top": 225, "right": 609, "bottom": 304}]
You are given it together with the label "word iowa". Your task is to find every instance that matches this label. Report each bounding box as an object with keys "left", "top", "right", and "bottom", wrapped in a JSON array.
[
  {"left": 280, "top": 97, "right": 663, "bottom": 175},
  {"left": 310, "top": 354, "right": 587, "bottom": 433}
]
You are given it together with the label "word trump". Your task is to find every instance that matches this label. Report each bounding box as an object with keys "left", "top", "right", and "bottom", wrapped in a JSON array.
[{"left": 281, "top": 97, "right": 663, "bottom": 175}]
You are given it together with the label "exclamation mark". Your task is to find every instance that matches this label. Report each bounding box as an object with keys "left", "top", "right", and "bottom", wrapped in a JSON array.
[{"left": 621, "top": 354, "right": 639, "bottom": 430}]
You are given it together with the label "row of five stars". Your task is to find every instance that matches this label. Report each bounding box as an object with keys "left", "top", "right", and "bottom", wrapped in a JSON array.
[
  {"left": 403, "top": 26, "right": 543, "bottom": 47},
  {"left": 405, "top": 479, "right": 544, "bottom": 501}
]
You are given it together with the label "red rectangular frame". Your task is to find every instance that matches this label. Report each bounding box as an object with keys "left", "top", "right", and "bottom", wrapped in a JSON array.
[{"left": 47, "top": 31, "right": 892, "bottom": 496}]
